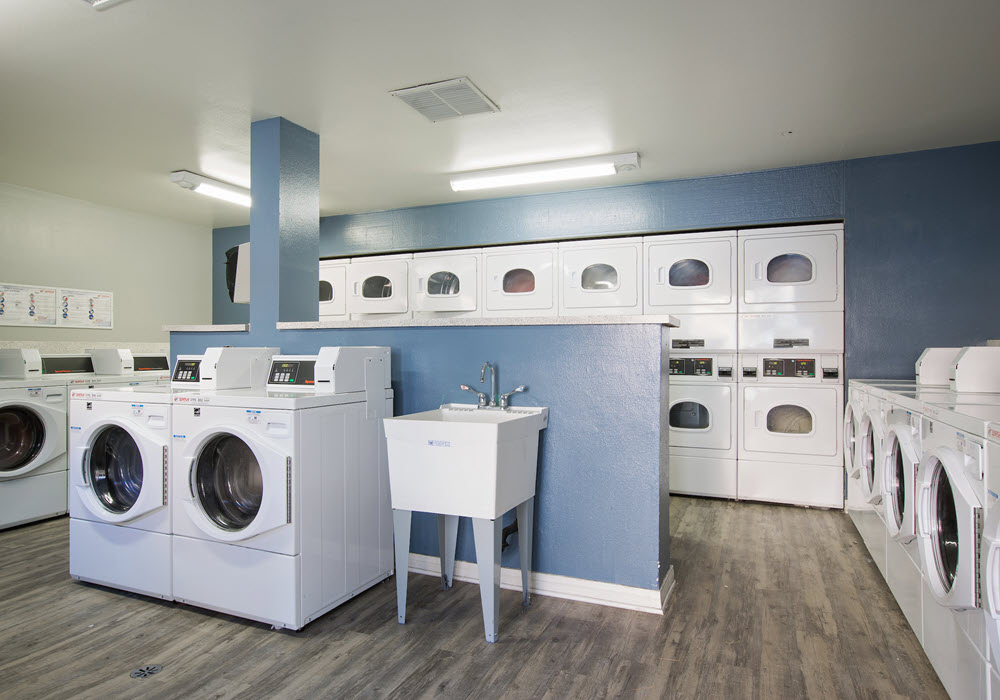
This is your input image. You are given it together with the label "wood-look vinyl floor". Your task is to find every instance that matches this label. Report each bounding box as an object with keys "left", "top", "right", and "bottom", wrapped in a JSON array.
[{"left": 0, "top": 498, "right": 945, "bottom": 699}]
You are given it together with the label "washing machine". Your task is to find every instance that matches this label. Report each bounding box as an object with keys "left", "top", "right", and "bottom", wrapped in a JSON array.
[
  {"left": 67, "top": 385, "right": 172, "bottom": 598},
  {"left": 0, "top": 349, "right": 68, "bottom": 529},
  {"left": 915, "top": 400, "right": 1000, "bottom": 700},
  {"left": 319, "top": 258, "right": 349, "bottom": 320},
  {"left": 409, "top": 249, "right": 482, "bottom": 319},
  {"left": 170, "top": 347, "right": 394, "bottom": 630},
  {"left": 481, "top": 242, "right": 558, "bottom": 318},
  {"left": 667, "top": 350, "right": 737, "bottom": 499},
  {"left": 347, "top": 253, "right": 411, "bottom": 321},
  {"left": 643, "top": 230, "right": 737, "bottom": 314},
  {"left": 557, "top": 237, "right": 643, "bottom": 316},
  {"left": 980, "top": 421, "right": 1000, "bottom": 680},
  {"left": 737, "top": 353, "right": 844, "bottom": 508},
  {"left": 736, "top": 223, "right": 844, "bottom": 313}
]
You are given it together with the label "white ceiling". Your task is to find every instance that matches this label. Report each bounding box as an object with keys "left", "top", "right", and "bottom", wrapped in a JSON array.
[{"left": 3, "top": 0, "right": 1000, "bottom": 229}]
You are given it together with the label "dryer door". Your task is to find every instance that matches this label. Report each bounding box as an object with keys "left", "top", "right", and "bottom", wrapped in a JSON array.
[
  {"left": 0, "top": 393, "right": 66, "bottom": 479},
  {"left": 740, "top": 231, "right": 841, "bottom": 310},
  {"left": 72, "top": 419, "right": 166, "bottom": 523},
  {"left": 980, "top": 504, "right": 1000, "bottom": 668},
  {"left": 741, "top": 385, "right": 840, "bottom": 463},
  {"left": 916, "top": 446, "right": 980, "bottom": 609},
  {"left": 646, "top": 238, "right": 735, "bottom": 313},
  {"left": 882, "top": 423, "right": 920, "bottom": 542},
  {"left": 318, "top": 262, "right": 347, "bottom": 319},
  {"left": 483, "top": 247, "right": 557, "bottom": 315},
  {"left": 858, "top": 412, "right": 887, "bottom": 505},
  {"left": 667, "top": 384, "right": 734, "bottom": 454},
  {"left": 179, "top": 429, "right": 289, "bottom": 543},
  {"left": 346, "top": 259, "right": 408, "bottom": 314},
  {"left": 560, "top": 244, "right": 640, "bottom": 312},
  {"left": 410, "top": 254, "right": 478, "bottom": 312}
]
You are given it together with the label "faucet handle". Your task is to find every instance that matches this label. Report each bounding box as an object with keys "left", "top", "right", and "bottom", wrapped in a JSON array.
[
  {"left": 460, "top": 384, "right": 490, "bottom": 407},
  {"left": 499, "top": 385, "right": 527, "bottom": 409}
]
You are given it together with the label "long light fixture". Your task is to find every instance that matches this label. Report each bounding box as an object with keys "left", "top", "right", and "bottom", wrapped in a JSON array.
[
  {"left": 170, "top": 171, "right": 252, "bottom": 207},
  {"left": 450, "top": 152, "right": 639, "bottom": 192}
]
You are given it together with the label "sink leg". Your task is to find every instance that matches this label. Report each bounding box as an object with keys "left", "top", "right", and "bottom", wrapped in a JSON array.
[
  {"left": 392, "top": 509, "right": 412, "bottom": 624},
  {"left": 437, "top": 514, "right": 459, "bottom": 590},
  {"left": 516, "top": 498, "right": 534, "bottom": 607},
  {"left": 472, "top": 517, "right": 502, "bottom": 643}
]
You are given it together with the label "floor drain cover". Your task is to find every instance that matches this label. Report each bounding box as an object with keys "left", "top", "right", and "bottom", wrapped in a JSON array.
[{"left": 130, "top": 665, "right": 163, "bottom": 679}]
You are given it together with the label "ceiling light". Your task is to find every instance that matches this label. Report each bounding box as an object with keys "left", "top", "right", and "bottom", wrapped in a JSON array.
[
  {"left": 170, "top": 171, "right": 251, "bottom": 207},
  {"left": 450, "top": 152, "right": 640, "bottom": 192},
  {"left": 81, "top": 0, "right": 131, "bottom": 10}
]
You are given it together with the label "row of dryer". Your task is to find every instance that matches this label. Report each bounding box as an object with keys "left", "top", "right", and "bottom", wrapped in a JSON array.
[
  {"left": 0, "top": 348, "right": 170, "bottom": 530},
  {"left": 67, "top": 346, "right": 394, "bottom": 631},
  {"left": 846, "top": 346, "right": 1000, "bottom": 699},
  {"left": 318, "top": 222, "right": 844, "bottom": 321}
]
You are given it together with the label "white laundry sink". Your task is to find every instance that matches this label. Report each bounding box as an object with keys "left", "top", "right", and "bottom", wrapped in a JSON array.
[{"left": 384, "top": 403, "right": 548, "bottom": 519}]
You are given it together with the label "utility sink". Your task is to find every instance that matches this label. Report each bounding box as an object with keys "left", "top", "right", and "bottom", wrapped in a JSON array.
[{"left": 384, "top": 403, "right": 548, "bottom": 520}]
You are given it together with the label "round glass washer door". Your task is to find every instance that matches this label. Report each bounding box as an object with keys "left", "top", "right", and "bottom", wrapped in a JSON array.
[
  {"left": 89, "top": 425, "right": 144, "bottom": 513},
  {"left": 0, "top": 406, "right": 45, "bottom": 472},
  {"left": 930, "top": 460, "right": 959, "bottom": 592},
  {"left": 195, "top": 434, "right": 263, "bottom": 531}
]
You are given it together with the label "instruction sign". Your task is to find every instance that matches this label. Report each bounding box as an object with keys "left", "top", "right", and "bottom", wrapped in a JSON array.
[
  {"left": 0, "top": 282, "right": 113, "bottom": 329},
  {"left": 0, "top": 284, "right": 57, "bottom": 327}
]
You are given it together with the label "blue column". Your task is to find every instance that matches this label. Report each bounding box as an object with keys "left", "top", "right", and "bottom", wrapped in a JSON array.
[{"left": 249, "top": 117, "right": 320, "bottom": 328}]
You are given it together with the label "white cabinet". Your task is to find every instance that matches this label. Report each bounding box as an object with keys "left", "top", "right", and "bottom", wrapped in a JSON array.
[
  {"left": 482, "top": 243, "right": 558, "bottom": 317},
  {"left": 558, "top": 237, "right": 642, "bottom": 316},
  {"left": 645, "top": 231, "right": 736, "bottom": 313},
  {"left": 347, "top": 254, "right": 411, "bottom": 319},
  {"left": 410, "top": 250, "right": 481, "bottom": 318},
  {"left": 738, "top": 223, "right": 844, "bottom": 312},
  {"left": 318, "top": 260, "right": 348, "bottom": 319}
]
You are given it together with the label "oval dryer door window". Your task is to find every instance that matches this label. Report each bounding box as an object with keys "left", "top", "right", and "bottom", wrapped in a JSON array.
[
  {"left": 426, "top": 271, "right": 461, "bottom": 296},
  {"left": 503, "top": 268, "right": 535, "bottom": 294},
  {"left": 766, "top": 254, "right": 813, "bottom": 284},
  {"left": 0, "top": 407, "right": 45, "bottom": 472},
  {"left": 318, "top": 280, "right": 333, "bottom": 302},
  {"left": 669, "top": 402, "right": 710, "bottom": 430},
  {"left": 196, "top": 434, "right": 263, "bottom": 531},
  {"left": 361, "top": 276, "right": 393, "bottom": 299},
  {"left": 766, "top": 405, "right": 813, "bottom": 434},
  {"left": 581, "top": 264, "right": 619, "bottom": 291},
  {"left": 668, "top": 259, "right": 711, "bottom": 287},
  {"left": 89, "top": 426, "right": 143, "bottom": 513}
]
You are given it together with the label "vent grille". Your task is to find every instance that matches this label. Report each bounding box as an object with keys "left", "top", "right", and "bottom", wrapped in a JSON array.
[{"left": 391, "top": 77, "right": 499, "bottom": 122}]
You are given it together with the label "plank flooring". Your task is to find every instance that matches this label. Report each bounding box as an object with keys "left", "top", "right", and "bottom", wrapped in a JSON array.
[{"left": 0, "top": 498, "right": 946, "bottom": 699}]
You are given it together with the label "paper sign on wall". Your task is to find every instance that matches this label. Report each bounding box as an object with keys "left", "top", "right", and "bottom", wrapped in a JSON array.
[
  {"left": 0, "top": 284, "right": 57, "bottom": 327},
  {"left": 0, "top": 282, "right": 113, "bottom": 329},
  {"left": 58, "top": 288, "right": 113, "bottom": 329}
]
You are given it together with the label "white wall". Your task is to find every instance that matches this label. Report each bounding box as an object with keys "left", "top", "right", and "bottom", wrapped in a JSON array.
[{"left": 0, "top": 183, "right": 211, "bottom": 347}]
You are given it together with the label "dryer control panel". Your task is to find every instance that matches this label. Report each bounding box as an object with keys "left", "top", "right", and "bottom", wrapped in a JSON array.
[
  {"left": 670, "top": 357, "right": 713, "bottom": 376},
  {"left": 739, "top": 354, "right": 842, "bottom": 383},
  {"left": 763, "top": 358, "right": 815, "bottom": 378}
]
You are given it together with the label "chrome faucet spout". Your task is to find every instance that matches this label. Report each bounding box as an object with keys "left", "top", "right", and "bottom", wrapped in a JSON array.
[{"left": 480, "top": 361, "right": 497, "bottom": 407}]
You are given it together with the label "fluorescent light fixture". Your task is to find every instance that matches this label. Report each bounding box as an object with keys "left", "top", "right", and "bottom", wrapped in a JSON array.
[
  {"left": 450, "top": 152, "right": 640, "bottom": 192},
  {"left": 170, "top": 171, "right": 252, "bottom": 207},
  {"left": 81, "top": 0, "right": 131, "bottom": 10}
]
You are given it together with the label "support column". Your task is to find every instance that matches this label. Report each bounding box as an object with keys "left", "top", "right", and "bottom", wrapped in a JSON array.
[{"left": 249, "top": 117, "right": 320, "bottom": 328}]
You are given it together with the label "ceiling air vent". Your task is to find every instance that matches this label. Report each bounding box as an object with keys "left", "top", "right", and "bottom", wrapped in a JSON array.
[{"left": 390, "top": 77, "right": 499, "bottom": 123}]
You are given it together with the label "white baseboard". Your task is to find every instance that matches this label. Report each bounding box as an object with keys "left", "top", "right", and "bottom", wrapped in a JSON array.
[{"left": 407, "top": 553, "right": 675, "bottom": 616}]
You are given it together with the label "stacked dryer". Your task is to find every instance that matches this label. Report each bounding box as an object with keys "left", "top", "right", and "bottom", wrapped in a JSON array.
[
  {"left": 643, "top": 230, "right": 739, "bottom": 498},
  {"left": 736, "top": 223, "right": 845, "bottom": 508}
]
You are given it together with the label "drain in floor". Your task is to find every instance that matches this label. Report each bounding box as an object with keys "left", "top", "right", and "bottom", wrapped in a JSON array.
[{"left": 130, "top": 665, "right": 163, "bottom": 679}]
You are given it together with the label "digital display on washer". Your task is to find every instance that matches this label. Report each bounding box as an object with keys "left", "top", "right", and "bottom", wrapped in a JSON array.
[
  {"left": 172, "top": 359, "right": 201, "bottom": 382},
  {"left": 762, "top": 358, "right": 816, "bottom": 378},
  {"left": 669, "top": 358, "right": 713, "bottom": 376},
  {"left": 268, "top": 360, "right": 315, "bottom": 386}
]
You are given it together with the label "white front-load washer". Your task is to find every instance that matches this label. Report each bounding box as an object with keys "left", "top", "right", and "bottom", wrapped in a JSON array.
[
  {"left": 915, "top": 401, "right": 1000, "bottom": 700},
  {"left": 410, "top": 249, "right": 482, "bottom": 319},
  {"left": 347, "top": 253, "right": 412, "bottom": 321},
  {"left": 0, "top": 360, "right": 68, "bottom": 529},
  {"left": 67, "top": 385, "right": 172, "bottom": 598},
  {"left": 667, "top": 351, "right": 737, "bottom": 499},
  {"left": 858, "top": 394, "right": 890, "bottom": 511},
  {"left": 557, "top": 237, "right": 643, "bottom": 316},
  {"left": 979, "top": 421, "right": 1000, "bottom": 678},
  {"left": 170, "top": 347, "right": 394, "bottom": 630},
  {"left": 643, "top": 230, "right": 736, "bottom": 315},
  {"left": 481, "top": 242, "right": 559, "bottom": 318},
  {"left": 737, "top": 353, "right": 844, "bottom": 508}
]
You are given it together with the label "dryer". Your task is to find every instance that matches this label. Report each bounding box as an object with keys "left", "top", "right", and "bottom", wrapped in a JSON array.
[
  {"left": 737, "top": 353, "right": 844, "bottom": 508},
  {"left": 170, "top": 347, "right": 394, "bottom": 630},
  {"left": 558, "top": 237, "right": 642, "bottom": 316},
  {"left": 737, "top": 223, "right": 844, "bottom": 313},
  {"left": 68, "top": 385, "right": 172, "bottom": 598},
  {"left": 319, "top": 258, "right": 349, "bottom": 320},
  {"left": 481, "top": 243, "right": 558, "bottom": 318},
  {"left": 410, "top": 249, "right": 482, "bottom": 319},
  {"left": 0, "top": 349, "right": 68, "bottom": 529},
  {"left": 643, "top": 230, "right": 736, "bottom": 314},
  {"left": 347, "top": 253, "right": 411, "bottom": 321}
]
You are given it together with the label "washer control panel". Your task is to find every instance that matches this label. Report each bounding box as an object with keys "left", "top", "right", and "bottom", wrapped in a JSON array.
[
  {"left": 267, "top": 360, "right": 316, "bottom": 387},
  {"left": 171, "top": 359, "right": 201, "bottom": 383}
]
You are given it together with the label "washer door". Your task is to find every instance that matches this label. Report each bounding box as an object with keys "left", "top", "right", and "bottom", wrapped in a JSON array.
[
  {"left": 0, "top": 395, "right": 66, "bottom": 480},
  {"left": 882, "top": 423, "right": 920, "bottom": 542},
  {"left": 916, "top": 446, "right": 980, "bottom": 609},
  {"left": 980, "top": 504, "right": 1000, "bottom": 668},
  {"left": 844, "top": 401, "right": 860, "bottom": 479},
  {"left": 71, "top": 419, "right": 166, "bottom": 523},
  {"left": 858, "top": 411, "right": 886, "bottom": 505},
  {"left": 179, "top": 430, "right": 289, "bottom": 542}
]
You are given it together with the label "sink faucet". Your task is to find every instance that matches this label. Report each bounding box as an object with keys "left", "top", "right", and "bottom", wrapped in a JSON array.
[
  {"left": 460, "top": 384, "right": 490, "bottom": 407},
  {"left": 499, "top": 385, "right": 526, "bottom": 409},
  {"left": 481, "top": 361, "right": 496, "bottom": 407}
]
